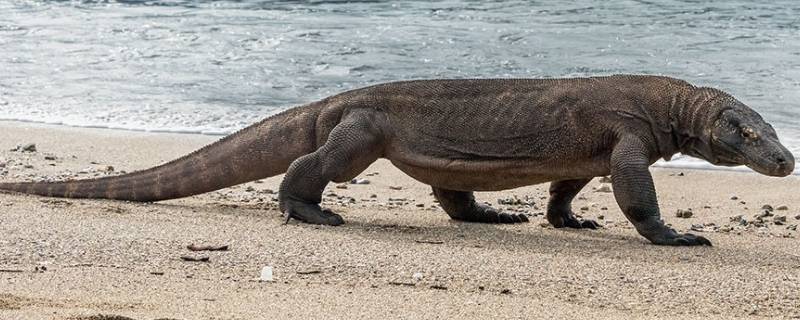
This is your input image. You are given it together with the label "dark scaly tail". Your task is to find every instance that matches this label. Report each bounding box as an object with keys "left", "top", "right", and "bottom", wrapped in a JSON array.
[{"left": 0, "top": 104, "right": 323, "bottom": 201}]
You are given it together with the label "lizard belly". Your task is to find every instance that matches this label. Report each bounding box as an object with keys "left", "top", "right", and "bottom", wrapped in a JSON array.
[
  {"left": 389, "top": 159, "right": 553, "bottom": 191},
  {"left": 387, "top": 154, "right": 609, "bottom": 191}
]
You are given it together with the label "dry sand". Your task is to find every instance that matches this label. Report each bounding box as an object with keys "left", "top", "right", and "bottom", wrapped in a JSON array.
[{"left": 0, "top": 120, "right": 798, "bottom": 320}]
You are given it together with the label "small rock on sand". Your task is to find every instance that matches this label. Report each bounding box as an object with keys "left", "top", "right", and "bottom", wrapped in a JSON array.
[
  {"left": 180, "top": 255, "right": 210, "bottom": 262},
  {"left": 260, "top": 266, "right": 274, "bottom": 282},
  {"left": 594, "top": 184, "right": 612, "bottom": 193},
  {"left": 730, "top": 215, "right": 746, "bottom": 225},
  {"left": 776, "top": 205, "right": 788, "bottom": 211},
  {"left": 774, "top": 216, "right": 787, "bottom": 225},
  {"left": 762, "top": 204, "right": 774, "bottom": 211},
  {"left": 676, "top": 209, "right": 693, "bottom": 218},
  {"left": 757, "top": 210, "right": 773, "bottom": 219},
  {"left": 12, "top": 143, "right": 36, "bottom": 152},
  {"left": 350, "top": 178, "right": 370, "bottom": 185},
  {"left": 730, "top": 195, "right": 738, "bottom": 200}
]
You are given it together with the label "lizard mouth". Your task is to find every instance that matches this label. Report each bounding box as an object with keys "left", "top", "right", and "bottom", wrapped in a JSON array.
[{"left": 715, "top": 139, "right": 794, "bottom": 176}]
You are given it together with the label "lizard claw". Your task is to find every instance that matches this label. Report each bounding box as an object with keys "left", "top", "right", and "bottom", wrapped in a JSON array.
[{"left": 281, "top": 198, "right": 344, "bottom": 226}]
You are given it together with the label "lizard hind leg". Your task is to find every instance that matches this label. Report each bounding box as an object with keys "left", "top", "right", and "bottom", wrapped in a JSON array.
[
  {"left": 279, "top": 111, "right": 382, "bottom": 226},
  {"left": 432, "top": 187, "right": 529, "bottom": 224},
  {"left": 546, "top": 178, "right": 601, "bottom": 229}
]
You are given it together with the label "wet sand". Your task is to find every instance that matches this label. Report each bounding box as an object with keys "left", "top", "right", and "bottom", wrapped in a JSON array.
[{"left": 1, "top": 121, "right": 798, "bottom": 319}]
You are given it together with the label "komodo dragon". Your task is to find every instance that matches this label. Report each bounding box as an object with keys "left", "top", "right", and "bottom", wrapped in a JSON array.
[{"left": 0, "top": 75, "right": 794, "bottom": 246}]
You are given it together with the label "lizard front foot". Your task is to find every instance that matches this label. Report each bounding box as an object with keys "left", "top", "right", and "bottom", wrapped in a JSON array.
[
  {"left": 282, "top": 198, "right": 344, "bottom": 226},
  {"left": 648, "top": 231, "right": 712, "bottom": 246}
]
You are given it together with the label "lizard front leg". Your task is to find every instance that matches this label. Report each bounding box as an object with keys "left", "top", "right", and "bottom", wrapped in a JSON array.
[
  {"left": 547, "top": 179, "right": 600, "bottom": 229},
  {"left": 610, "top": 136, "right": 712, "bottom": 246},
  {"left": 432, "top": 187, "right": 529, "bottom": 224}
]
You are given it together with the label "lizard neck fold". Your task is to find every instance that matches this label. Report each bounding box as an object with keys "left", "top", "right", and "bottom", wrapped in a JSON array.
[{"left": 667, "top": 87, "right": 729, "bottom": 162}]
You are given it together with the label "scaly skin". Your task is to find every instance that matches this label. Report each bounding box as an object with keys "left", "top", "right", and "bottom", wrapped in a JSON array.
[{"left": 0, "top": 75, "right": 794, "bottom": 246}]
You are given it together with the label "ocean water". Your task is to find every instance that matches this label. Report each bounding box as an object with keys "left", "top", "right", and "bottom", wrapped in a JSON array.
[{"left": 1, "top": 1, "right": 799, "bottom": 172}]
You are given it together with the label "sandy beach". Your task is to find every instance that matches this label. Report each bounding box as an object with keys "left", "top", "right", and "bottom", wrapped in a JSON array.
[{"left": 0, "top": 120, "right": 798, "bottom": 320}]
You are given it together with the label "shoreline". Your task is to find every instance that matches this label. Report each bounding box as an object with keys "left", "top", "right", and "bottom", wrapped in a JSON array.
[{"left": 1, "top": 120, "right": 799, "bottom": 319}]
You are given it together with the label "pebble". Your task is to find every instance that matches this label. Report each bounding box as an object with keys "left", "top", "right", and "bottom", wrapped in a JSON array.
[
  {"left": 44, "top": 155, "right": 56, "bottom": 160},
  {"left": 594, "top": 184, "right": 612, "bottom": 193},
  {"left": 756, "top": 210, "right": 773, "bottom": 219},
  {"left": 335, "top": 184, "right": 348, "bottom": 189},
  {"left": 675, "top": 209, "right": 693, "bottom": 218},
  {"left": 412, "top": 272, "right": 424, "bottom": 281},
  {"left": 774, "top": 216, "right": 787, "bottom": 225},
  {"left": 761, "top": 204, "right": 774, "bottom": 212},
  {"left": 730, "top": 195, "right": 739, "bottom": 200},
  {"left": 389, "top": 186, "right": 403, "bottom": 190},
  {"left": 350, "top": 178, "right": 370, "bottom": 185},
  {"left": 180, "top": 255, "right": 210, "bottom": 262},
  {"left": 260, "top": 266, "right": 274, "bottom": 282},
  {"left": 598, "top": 176, "right": 612, "bottom": 183},
  {"left": 12, "top": 143, "right": 36, "bottom": 152},
  {"left": 795, "top": 215, "right": 800, "bottom": 220},
  {"left": 580, "top": 206, "right": 589, "bottom": 211},
  {"left": 497, "top": 195, "right": 535, "bottom": 206},
  {"left": 597, "top": 215, "right": 605, "bottom": 220},
  {"left": 776, "top": 205, "right": 789, "bottom": 211}
]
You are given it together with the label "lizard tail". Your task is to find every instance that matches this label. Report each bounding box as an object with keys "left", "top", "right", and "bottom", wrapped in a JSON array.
[{"left": 0, "top": 104, "right": 322, "bottom": 201}]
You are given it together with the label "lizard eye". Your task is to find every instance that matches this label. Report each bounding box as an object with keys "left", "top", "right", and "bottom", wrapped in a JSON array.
[{"left": 740, "top": 127, "right": 757, "bottom": 140}]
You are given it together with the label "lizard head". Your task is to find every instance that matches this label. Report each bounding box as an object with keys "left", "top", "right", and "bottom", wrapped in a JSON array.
[{"left": 705, "top": 101, "right": 794, "bottom": 176}]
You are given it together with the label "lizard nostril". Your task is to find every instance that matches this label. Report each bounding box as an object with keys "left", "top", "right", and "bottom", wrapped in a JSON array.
[{"left": 776, "top": 156, "right": 787, "bottom": 165}]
